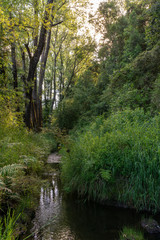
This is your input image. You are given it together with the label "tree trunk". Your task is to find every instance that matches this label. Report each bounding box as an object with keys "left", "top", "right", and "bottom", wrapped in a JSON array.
[
  {"left": 20, "top": 47, "right": 26, "bottom": 85},
  {"left": 50, "top": 54, "right": 57, "bottom": 113},
  {"left": 24, "top": 0, "right": 53, "bottom": 129},
  {"left": 11, "top": 41, "right": 20, "bottom": 112},
  {"left": 59, "top": 50, "right": 64, "bottom": 102},
  {"left": 11, "top": 42, "right": 18, "bottom": 90},
  {"left": 38, "top": 29, "right": 52, "bottom": 129}
]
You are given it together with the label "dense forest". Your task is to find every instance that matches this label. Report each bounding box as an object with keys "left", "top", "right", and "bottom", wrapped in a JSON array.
[{"left": 0, "top": 0, "right": 160, "bottom": 238}]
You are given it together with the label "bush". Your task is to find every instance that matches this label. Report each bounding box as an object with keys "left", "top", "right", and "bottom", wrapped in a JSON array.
[{"left": 61, "top": 108, "right": 160, "bottom": 211}]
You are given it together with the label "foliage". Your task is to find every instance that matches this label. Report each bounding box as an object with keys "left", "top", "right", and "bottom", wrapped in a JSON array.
[
  {"left": 0, "top": 88, "right": 23, "bottom": 128},
  {"left": 61, "top": 109, "right": 160, "bottom": 211},
  {"left": 145, "top": 1, "right": 160, "bottom": 48},
  {"left": 99, "top": 41, "right": 160, "bottom": 114},
  {"left": 54, "top": 65, "right": 100, "bottom": 130}
]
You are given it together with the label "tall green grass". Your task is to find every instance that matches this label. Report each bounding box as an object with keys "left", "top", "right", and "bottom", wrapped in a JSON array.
[
  {"left": 0, "top": 210, "right": 20, "bottom": 240},
  {"left": 61, "top": 108, "right": 160, "bottom": 211}
]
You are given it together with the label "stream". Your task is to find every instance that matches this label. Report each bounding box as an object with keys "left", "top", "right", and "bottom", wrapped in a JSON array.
[{"left": 23, "top": 154, "right": 160, "bottom": 240}]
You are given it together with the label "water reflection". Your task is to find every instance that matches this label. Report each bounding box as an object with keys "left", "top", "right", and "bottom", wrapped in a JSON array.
[
  {"left": 28, "top": 167, "right": 159, "bottom": 240},
  {"left": 31, "top": 172, "right": 62, "bottom": 239}
]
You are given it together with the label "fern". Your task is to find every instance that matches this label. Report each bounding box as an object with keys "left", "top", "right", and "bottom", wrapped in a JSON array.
[
  {"left": 0, "top": 164, "right": 25, "bottom": 177},
  {"left": 0, "top": 178, "right": 12, "bottom": 193},
  {"left": 0, "top": 164, "right": 25, "bottom": 194},
  {"left": 21, "top": 156, "right": 38, "bottom": 166}
]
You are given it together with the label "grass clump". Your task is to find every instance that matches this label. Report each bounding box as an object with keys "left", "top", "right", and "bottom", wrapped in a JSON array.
[
  {"left": 119, "top": 227, "right": 144, "bottom": 240},
  {"left": 0, "top": 210, "right": 20, "bottom": 240},
  {"left": 61, "top": 108, "right": 160, "bottom": 211}
]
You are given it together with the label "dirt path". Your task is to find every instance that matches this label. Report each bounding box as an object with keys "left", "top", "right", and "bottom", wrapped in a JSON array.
[{"left": 47, "top": 152, "right": 61, "bottom": 163}]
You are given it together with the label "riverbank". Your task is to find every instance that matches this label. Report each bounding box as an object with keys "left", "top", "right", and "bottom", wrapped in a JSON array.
[{"left": 0, "top": 125, "right": 57, "bottom": 238}]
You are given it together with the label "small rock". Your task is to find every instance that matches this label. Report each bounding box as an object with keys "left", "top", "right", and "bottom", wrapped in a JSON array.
[{"left": 141, "top": 218, "right": 160, "bottom": 233}]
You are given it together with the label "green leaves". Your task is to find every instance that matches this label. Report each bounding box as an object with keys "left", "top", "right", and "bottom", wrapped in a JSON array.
[{"left": 145, "top": 1, "right": 160, "bottom": 48}]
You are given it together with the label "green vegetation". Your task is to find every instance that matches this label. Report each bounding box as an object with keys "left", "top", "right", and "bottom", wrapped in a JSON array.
[
  {"left": 55, "top": 0, "right": 160, "bottom": 213},
  {"left": 0, "top": 0, "right": 160, "bottom": 238},
  {"left": 0, "top": 123, "right": 56, "bottom": 208},
  {"left": 119, "top": 227, "right": 144, "bottom": 240},
  {"left": 0, "top": 210, "right": 20, "bottom": 240},
  {"left": 61, "top": 109, "right": 160, "bottom": 211},
  {"left": 0, "top": 100, "right": 56, "bottom": 237}
]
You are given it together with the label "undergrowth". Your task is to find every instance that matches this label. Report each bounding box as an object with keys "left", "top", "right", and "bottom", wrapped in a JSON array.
[
  {"left": 61, "top": 108, "right": 160, "bottom": 212},
  {"left": 0, "top": 124, "right": 57, "bottom": 238}
]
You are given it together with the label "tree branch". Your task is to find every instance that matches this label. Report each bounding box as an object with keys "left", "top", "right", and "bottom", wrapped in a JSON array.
[
  {"left": 51, "top": 21, "right": 63, "bottom": 27},
  {"left": 57, "top": 0, "right": 67, "bottom": 11},
  {"left": 25, "top": 43, "right": 32, "bottom": 59}
]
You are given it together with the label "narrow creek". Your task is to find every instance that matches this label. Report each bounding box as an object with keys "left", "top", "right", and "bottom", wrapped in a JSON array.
[{"left": 23, "top": 153, "right": 160, "bottom": 240}]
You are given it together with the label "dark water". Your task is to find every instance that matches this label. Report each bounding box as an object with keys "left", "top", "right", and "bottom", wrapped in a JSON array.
[{"left": 24, "top": 164, "right": 160, "bottom": 240}]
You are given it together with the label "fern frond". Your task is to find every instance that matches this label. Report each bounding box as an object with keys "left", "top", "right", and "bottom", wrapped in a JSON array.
[
  {"left": 0, "top": 164, "right": 25, "bottom": 177},
  {"left": 0, "top": 178, "right": 12, "bottom": 192}
]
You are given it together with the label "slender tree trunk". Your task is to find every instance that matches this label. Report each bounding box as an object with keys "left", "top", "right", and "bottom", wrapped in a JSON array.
[
  {"left": 11, "top": 42, "right": 18, "bottom": 90},
  {"left": 20, "top": 47, "right": 26, "bottom": 85},
  {"left": 20, "top": 46, "right": 28, "bottom": 119},
  {"left": 38, "top": 29, "right": 52, "bottom": 129},
  {"left": 59, "top": 51, "right": 64, "bottom": 102},
  {"left": 11, "top": 41, "right": 20, "bottom": 112},
  {"left": 0, "top": 27, "right": 6, "bottom": 88},
  {"left": 50, "top": 54, "right": 57, "bottom": 113},
  {"left": 65, "top": 57, "right": 77, "bottom": 96},
  {"left": 50, "top": 68, "right": 53, "bottom": 101}
]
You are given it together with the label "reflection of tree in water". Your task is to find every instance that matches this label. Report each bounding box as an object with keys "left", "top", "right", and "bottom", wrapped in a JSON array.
[
  {"left": 30, "top": 170, "right": 143, "bottom": 240},
  {"left": 31, "top": 173, "right": 63, "bottom": 239}
]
